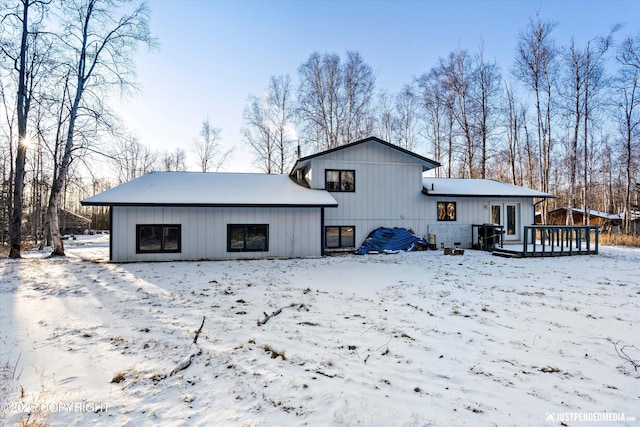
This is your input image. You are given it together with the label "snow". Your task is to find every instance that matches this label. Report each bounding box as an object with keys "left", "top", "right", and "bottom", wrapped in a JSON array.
[
  {"left": 81, "top": 172, "right": 338, "bottom": 207},
  {"left": 423, "top": 178, "right": 554, "bottom": 198},
  {"left": 1, "top": 235, "right": 639, "bottom": 426}
]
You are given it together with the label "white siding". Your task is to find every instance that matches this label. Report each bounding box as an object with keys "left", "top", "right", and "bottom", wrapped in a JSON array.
[
  {"left": 303, "top": 142, "right": 537, "bottom": 249},
  {"left": 427, "top": 197, "right": 536, "bottom": 248},
  {"left": 111, "top": 206, "right": 322, "bottom": 261}
]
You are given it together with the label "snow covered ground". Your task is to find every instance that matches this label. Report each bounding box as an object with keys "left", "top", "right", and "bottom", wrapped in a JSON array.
[{"left": 1, "top": 235, "right": 639, "bottom": 426}]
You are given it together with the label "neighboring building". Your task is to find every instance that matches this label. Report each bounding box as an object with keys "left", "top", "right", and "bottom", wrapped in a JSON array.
[
  {"left": 59, "top": 209, "right": 92, "bottom": 235},
  {"left": 544, "top": 207, "right": 622, "bottom": 232},
  {"left": 82, "top": 137, "right": 553, "bottom": 261}
]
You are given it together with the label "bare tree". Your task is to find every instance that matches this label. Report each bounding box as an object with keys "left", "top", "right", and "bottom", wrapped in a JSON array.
[
  {"left": 297, "top": 51, "right": 375, "bottom": 151},
  {"left": 616, "top": 35, "right": 640, "bottom": 233},
  {"left": 1, "top": 0, "right": 51, "bottom": 257},
  {"left": 579, "top": 28, "right": 617, "bottom": 224},
  {"left": 374, "top": 90, "right": 395, "bottom": 143},
  {"left": 561, "top": 38, "right": 585, "bottom": 224},
  {"left": 268, "top": 75, "right": 296, "bottom": 174},
  {"left": 161, "top": 147, "right": 187, "bottom": 172},
  {"left": 514, "top": 12, "right": 558, "bottom": 223},
  {"left": 243, "top": 94, "right": 275, "bottom": 173},
  {"left": 110, "top": 136, "right": 155, "bottom": 183},
  {"left": 192, "top": 118, "right": 230, "bottom": 172},
  {"left": 504, "top": 81, "right": 524, "bottom": 185},
  {"left": 242, "top": 75, "right": 296, "bottom": 174},
  {"left": 442, "top": 48, "right": 476, "bottom": 178},
  {"left": 394, "top": 84, "right": 421, "bottom": 151},
  {"left": 416, "top": 69, "right": 450, "bottom": 177},
  {"left": 46, "top": 0, "right": 154, "bottom": 257},
  {"left": 472, "top": 41, "right": 501, "bottom": 179}
]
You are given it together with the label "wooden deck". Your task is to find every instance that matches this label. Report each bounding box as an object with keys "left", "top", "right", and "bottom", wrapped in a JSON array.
[{"left": 490, "top": 225, "right": 599, "bottom": 258}]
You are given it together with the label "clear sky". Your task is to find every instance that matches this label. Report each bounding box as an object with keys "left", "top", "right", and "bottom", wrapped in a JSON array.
[{"left": 114, "top": 0, "right": 640, "bottom": 173}]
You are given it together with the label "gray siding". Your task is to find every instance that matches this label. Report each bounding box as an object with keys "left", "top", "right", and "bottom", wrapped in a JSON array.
[{"left": 111, "top": 206, "right": 322, "bottom": 261}]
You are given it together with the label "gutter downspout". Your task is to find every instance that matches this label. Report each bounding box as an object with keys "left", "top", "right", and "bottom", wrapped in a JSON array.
[
  {"left": 320, "top": 208, "right": 325, "bottom": 256},
  {"left": 109, "top": 206, "right": 113, "bottom": 261}
]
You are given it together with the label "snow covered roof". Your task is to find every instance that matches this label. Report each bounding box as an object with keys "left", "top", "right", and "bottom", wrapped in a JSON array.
[
  {"left": 81, "top": 172, "right": 339, "bottom": 207},
  {"left": 422, "top": 178, "right": 554, "bottom": 198},
  {"left": 550, "top": 207, "right": 621, "bottom": 220}
]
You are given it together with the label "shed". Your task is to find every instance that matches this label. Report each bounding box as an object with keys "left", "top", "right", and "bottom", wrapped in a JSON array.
[{"left": 545, "top": 207, "right": 622, "bottom": 231}]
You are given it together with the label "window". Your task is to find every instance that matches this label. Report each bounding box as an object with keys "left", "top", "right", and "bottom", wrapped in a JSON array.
[
  {"left": 506, "top": 205, "right": 516, "bottom": 235},
  {"left": 491, "top": 205, "right": 501, "bottom": 224},
  {"left": 227, "top": 224, "right": 269, "bottom": 252},
  {"left": 325, "top": 226, "right": 355, "bottom": 249},
  {"left": 136, "top": 224, "right": 181, "bottom": 253},
  {"left": 325, "top": 169, "right": 355, "bottom": 192},
  {"left": 437, "top": 202, "right": 456, "bottom": 221}
]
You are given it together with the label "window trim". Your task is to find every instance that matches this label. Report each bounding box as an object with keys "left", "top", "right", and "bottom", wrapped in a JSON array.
[
  {"left": 437, "top": 202, "right": 457, "bottom": 221},
  {"left": 227, "top": 224, "right": 269, "bottom": 252},
  {"left": 136, "top": 224, "right": 182, "bottom": 254},
  {"left": 325, "top": 169, "right": 356, "bottom": 192},
  {"left": 324, "top": 226, "right": 356, "bottom": 249}
]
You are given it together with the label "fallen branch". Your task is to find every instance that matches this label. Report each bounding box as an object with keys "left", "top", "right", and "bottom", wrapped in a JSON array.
[
  {"left": 170, "top": 316, "right": 206, "bottom": 376},
  {"left": 257, "top": 303, "right": 305, "bottom": 326},
  {"left": 612, "top": 339, "right": 640, "bottom": 372},
  {"left": 258, "top": 308, "right": 282, "bottom": 326}
]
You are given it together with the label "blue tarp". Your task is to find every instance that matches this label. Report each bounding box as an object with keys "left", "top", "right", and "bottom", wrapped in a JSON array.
[{"left": 356, "top": 227, "right": 427, "bottom": 255}]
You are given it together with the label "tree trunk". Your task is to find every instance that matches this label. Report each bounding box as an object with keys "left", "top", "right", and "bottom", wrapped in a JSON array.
[
  {"left": 8, "top": 1, "right": 31, "bottom": 258},
  {"left": 47, "top": 191, "right": 64, "bottom": 256}
]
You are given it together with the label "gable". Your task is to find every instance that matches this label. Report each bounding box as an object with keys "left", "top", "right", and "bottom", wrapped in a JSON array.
[{"left": 291, "top": 137, "right": 440, "bottom": 176}]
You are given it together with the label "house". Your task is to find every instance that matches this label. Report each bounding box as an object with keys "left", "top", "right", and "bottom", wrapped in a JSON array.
[{"left": 82, "top": 137, "right": 553, "bottom": 261}]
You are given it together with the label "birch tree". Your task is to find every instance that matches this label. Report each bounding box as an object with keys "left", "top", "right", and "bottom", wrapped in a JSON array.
[
  {"left": 374, "top": 91, "right": 395, "bottom": 143},
  {"left": 504, "top": 81, "right": 525, "bottom": 186},
  {"left": 110, "top": 136, "right": 155, "bottom": 183},
  {"left": 616, "top": 35, "right": 640, "bottom": 233},
  {"left": 242, "top": 75, "right": 296, "bottom": 173},
  {"left": 514, "top": 12, "right": 558, "bottom": 223},
  {"left": 416, "top": 69, "right": 450, "bottom": 177},
  {"left": 579, "top": 28, "right": 617, "bottom": 224},
  {"left": 562, "top": 38, "right": 585, "bottom": 224},
  {"left": 297, "top": 51, "right": 375, "bottom": 151},
  {"left": 472, "top": 42, "right": 501, "bottom": 179},
  {"left": 1, "top": 0, "right": 51, "bottom": 257},
  {"left": 192, "top": 118, "right": 230, "bottom": 172},
  {"left": 394, "top": 84, "right": 421, "bottom": 151},
  {"left": 47, "top": 0, "right": 153, "bottom": 256}
]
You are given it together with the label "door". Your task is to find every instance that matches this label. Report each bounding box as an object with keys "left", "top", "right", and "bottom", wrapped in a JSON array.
[{"left": 491, "top": 203, "right": 520, "bottom": 242}]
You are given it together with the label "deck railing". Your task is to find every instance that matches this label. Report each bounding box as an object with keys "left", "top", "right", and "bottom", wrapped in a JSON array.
[{"left": 522, "top": 225, "right": 599, "bottom": 257}]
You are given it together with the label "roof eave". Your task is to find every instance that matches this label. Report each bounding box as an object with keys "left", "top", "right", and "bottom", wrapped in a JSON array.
[
  {"left": 421, "top": 189, "right": 555, "bottom": 198},
  {"left": 81, "top": 201, "right": 338, "bottom": 208}
]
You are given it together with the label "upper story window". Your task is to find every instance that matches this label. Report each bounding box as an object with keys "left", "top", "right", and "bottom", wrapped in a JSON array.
[{"left": 325, "top": 169, "right": 355, "bottom": 192}]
